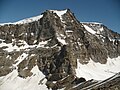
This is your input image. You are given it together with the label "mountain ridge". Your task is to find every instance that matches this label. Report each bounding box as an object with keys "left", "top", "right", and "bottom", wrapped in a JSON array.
[{"left": 0, "top": 9, "right": 120, "bottom": 90}]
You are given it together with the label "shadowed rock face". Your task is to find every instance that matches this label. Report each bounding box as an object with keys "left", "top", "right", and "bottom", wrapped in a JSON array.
[{"left": 0, "top": 9, "right": 120, "bottom": 90}]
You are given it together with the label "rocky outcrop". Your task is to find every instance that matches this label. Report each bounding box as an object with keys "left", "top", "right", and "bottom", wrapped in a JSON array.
[{"left": 0, "top": 9, "right": 120, "bottom": 90}]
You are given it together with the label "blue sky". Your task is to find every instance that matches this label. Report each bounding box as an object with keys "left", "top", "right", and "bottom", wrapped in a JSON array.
[{"left": 0, "top": 0, "right": 120, "bottom": 33}]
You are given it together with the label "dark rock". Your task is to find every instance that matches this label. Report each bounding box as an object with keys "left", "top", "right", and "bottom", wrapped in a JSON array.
[{"left": 0, "top": 9, "right": 120, "bottom": 90}]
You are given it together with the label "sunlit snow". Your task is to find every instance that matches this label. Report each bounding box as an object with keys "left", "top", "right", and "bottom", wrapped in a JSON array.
[
  {"left": 83, "top": 24, "right": 96, "bottom": 34},
  {"left": 0, "top": 10, "right": 67, "bottom": 26},
  {"left": 56, "top": 33, "right": 67, "bottom": 45},
  {"left": 50, "top": 9, "right": 67, "bottom": 20},
  {"left": 76, "top": 56, "right": 120, "bottom": 80},
  {"left": 0, "top": 14, "right": 43, "bottom": 25},
  {"left": 57, "top": 37, "right": 67, "bottom": 45},
  {"left": 0, "top": 65, "right": 47, "bottom": 90},
  {"left": 0, "top": 39, "right": 51, "bottom": 52},
  {"left": 13, "top": 53, "right": 28, "bottom": 67}
]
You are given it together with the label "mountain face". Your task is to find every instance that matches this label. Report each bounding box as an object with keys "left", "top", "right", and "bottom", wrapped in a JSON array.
[{"left": 0, "top": 9, "right": 120, "bottom": 90}]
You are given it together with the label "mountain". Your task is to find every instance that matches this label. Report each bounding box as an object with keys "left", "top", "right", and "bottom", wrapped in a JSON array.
[{"left": 0, "top": 9, "right": 120, "bottom": 90}]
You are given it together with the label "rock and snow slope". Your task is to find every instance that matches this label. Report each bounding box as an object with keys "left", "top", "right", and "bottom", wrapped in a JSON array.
[
  {"left": 0, "top": 9, "right": 120, "bottom": 90},
  {"left": 0, "top": 66, "right": 47, "bottom": 90},
  {"left": 76, "top": 56, "right": 120, "bottom": 80}
]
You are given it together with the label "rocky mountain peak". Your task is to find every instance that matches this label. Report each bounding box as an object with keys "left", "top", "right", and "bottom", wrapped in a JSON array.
[{"left": 0, "top": 9, "right": 120, "bottom": 90}]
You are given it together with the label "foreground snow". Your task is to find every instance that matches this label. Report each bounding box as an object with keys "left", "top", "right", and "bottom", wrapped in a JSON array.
[
  {"left": 0, "top": 66, "right": 47, "bottom": 90},
  {"left": 76, "top": 56, "right": 120, "bottom": 80}
]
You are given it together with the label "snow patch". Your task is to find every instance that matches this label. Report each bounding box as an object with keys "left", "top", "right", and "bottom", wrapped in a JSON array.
[
  {"left": 13, "top": 53, "right": 28, "bottom": 67},
  {"left": 76, "top": 56, "right": 120, "bottom": 80},
  {"left": 82, "top": 22, "right": 102, "bottom": 25},
  {"left": 56, "top": 33, "right": 67, "bottom": 45},
  {"left": 50, "top": 9, "right": 67, "bottom": 23},
  {"left": 83, "top": 24, "right": 96, "bottom": 34},
  {"left": 50, "top": 9, "right": 67, "bottom": 19},
  {"left": 0, "top": 10, "right": 67, "bottom": 26},
  {"left": 0, "top": 41, "right": 19, "bottom": 52},
  {"left": 0, "top": 39, "right": 50, "bottom": 52},
  {"left": 65, "top": 30, "right": 73, "bottom": 33},
  {"left": 0, "top": 66, "right": 47, "bottom": 90},
  {"left": 0, "top": 15, "right": 43, "bottom": 26},
  {"left": 99, "top": 27, "right": 104, "bottom": 31},
  {"left": 57, "top": 37, "right": 67, "bottom": 45},
  {"left": 37, "top": 40, "right": 50, "bottom": 48}
]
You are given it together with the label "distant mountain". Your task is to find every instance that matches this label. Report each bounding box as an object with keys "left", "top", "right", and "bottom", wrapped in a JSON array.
[{"left": 0, "top": 9, "right": 120, "bottom": 90}]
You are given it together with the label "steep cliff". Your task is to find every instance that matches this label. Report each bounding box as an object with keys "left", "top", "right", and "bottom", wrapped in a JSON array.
[{"left": 0, "top": 9, "right": 120, "bottom": 90}]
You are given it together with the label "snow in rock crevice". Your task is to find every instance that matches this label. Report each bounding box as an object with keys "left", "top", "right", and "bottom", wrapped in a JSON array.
[
  {"left": 0, "top": 39, "right": 51, "bottom": 52},
  {"left": 13, "top": 53, "right": 28, "bottom": 67},
  {"left": 56, "top": 33, "right": 67, "bottom": 45}
]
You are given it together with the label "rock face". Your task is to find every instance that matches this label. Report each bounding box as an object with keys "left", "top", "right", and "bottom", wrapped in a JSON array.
[{"left": 0, "top": 9, "right": 120, "bottom": 90}]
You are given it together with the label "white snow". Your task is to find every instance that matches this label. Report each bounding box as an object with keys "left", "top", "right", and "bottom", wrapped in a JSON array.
[
  {"left": 81, "top": 22, "right": 102, "bottom": 25},
  {"left": 31, "top": 33, "right": 34, "bottom": 36},
  {"left": 99, "top": 27, "right": 104, "bottom": 31},
  {"left": 50, "top": 9, "right": 67, "bottom": 23},
  {"left": 0, "top": 23, "right": 13, "bottom": 26},
  {"left": 82, "top": 22, "right": 105, "bottom": 35},
  {"left": 76, "top": 56, "right": 120, "bottom": 80},
  {"left": 57, "top": 37, "right": 67, "bottom": 45},
  {"left": 56, "top": 33, "right": 67, "bottom": 45},
  {"left": 65, "top": 30, "right": 73, "bottom": 33},
  {"left": 0, "top": 9, "right": 67, "bottom": 26},
  {"left": 0, "top": 39, "right": 50, "bottom": 52},
  {"left": 83, "top": 24, "right": 96, "bottom": 34},
  {"left": 109, "top": 38, "right": 120, "bottom": 42},
  {"left": 50, "top": 9, "right": 67, "bottom": 20},
  {"left": 0, "top": 41, "right": 19, "bottom": 52},
  {"left": 13, "top": 53, "right": 28, "bottom": 67},
  {"left": 0, "top": 39, "right": 5, "bottom": 42},
  {"left": 0, "top": 14, "right": 43, "bottom": 26},
  {"left": 15, "top": 15, "right": 43, "bottom": 24},
  {"left": 0, "top": 65, "right": 47, "bottom": 90},
  {"left": 37, "top": 39, "right": 51, "bottom": 48}
]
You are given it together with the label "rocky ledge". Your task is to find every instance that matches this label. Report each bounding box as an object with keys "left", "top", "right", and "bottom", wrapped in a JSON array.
[{"left": 0, "top": 9, "right": 120, "bottom": 90}]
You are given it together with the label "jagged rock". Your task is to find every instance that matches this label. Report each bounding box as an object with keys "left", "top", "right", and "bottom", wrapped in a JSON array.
[{"left": 0, "top": 9, "right": 120, "bottom": 90}]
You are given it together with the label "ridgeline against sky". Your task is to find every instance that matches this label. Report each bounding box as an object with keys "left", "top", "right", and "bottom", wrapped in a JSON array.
[{"left": 0, "top": 0, "right": 120, "bottom": 33}]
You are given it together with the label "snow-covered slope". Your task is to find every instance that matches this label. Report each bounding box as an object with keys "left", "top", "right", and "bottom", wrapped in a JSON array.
[
  {"left": 0, "top": 9, "right": 67, "bottom": 26},
  {"left": 82, "top": 22, "right": 104, "bottom": 34},
  {"left": 0, "top": 14, "right": 43, "bottom": 25},
  {"left": 50, "top": 9, "right": 67, "bottom": 20},
  {"left": 76, "top": 56, "right": 120, "bottom": 80},
  {"left": 0, "top": 65, "right": 47, "bottom": 90}
]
